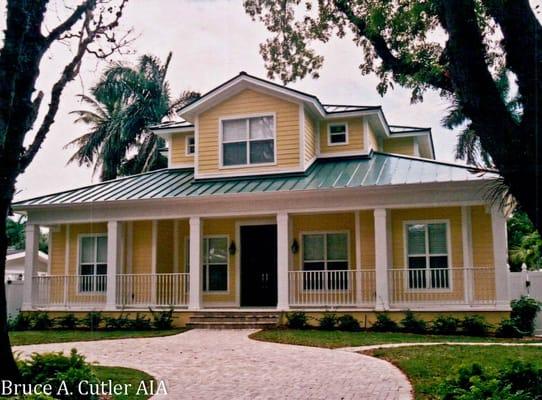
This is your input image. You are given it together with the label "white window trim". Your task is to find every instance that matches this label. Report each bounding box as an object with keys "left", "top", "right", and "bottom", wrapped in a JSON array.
[
  {"left": 185, "top": 134, "right": 195, "bottom": 156},
  {"left": 77, "top": 233, "right": 108, "bottom": 294},
  {"left": 299, "top": 230, "right": 351, "bottom": 292},
  {"left": 327, "top": 122, "right": 349, "bottom": 146},
  {"left": 185, "top": 234, "right": 230, "bottom": 294},
  {"left": 218, "top": 112, "right": 277, "bottom": 169},
  {"left": 402, "top": 219, "right": 453, "bottom": 293}
]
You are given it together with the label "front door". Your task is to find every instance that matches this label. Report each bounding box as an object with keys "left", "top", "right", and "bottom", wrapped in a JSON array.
[{"left": 240, "top": 224, "right": 277, "bottom": 307}]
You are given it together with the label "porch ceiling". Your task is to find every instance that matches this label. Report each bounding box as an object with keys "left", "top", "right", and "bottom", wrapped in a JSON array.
[{"left": 13, "top": 152, "right": 498, "bottom": 209}]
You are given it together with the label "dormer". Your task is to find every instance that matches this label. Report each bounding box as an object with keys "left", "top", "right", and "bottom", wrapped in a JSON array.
[{"left": 151, "top": 72, "right": 435, "bottom": 179}]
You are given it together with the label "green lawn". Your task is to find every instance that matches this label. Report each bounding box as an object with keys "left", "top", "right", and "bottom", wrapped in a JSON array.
[
  {"left": 250, "top": 329, "right": 541, "bottom": 348},
  {"left": 371, "top": 345, "right": 542, "bottom": 399},
  {"left": 10, "top": 329, "right": 186, "bottom": 346},
  {"left": 93, "top": 366, "right": 155, "bottom": 400}
]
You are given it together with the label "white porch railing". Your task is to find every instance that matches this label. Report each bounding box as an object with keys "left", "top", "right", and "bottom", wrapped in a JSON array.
[
  {"left": 288, "top": 270, "right": 376, "bottom": 307},
  {"left": 116, "top": 273, "right": 189, "bottom": 307},
  {"left": 388, "top": 267, "right": 496, "bottom": 306},
  {"left": 32, "top": 275, "right": 107, "bottom": 307}
]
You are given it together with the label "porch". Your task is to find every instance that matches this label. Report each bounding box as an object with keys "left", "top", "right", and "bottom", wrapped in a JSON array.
[{"left": 22, "top": 206, "right": 510, "bottom": 312}]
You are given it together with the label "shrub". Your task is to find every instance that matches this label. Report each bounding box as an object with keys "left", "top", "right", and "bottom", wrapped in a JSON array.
[
  {"left": 511, "top": 295, "right": 541, "bottom": 336},
  {"left": 80, "top": 312, "right": 102, "bottom": 330},
  {"left": 371, "top": 313, "right": 399, "bottom": 332},
  {"left": 337, "top": 314, "right": 361, "bottom": 331},
  {"left": 495, "top": 319, "right": 525, "bottom": 338},
  {"left": 149, "top": 308, "right": 174, "bottom": 329},
  {"left": 432, "top": 315, "right": 461, "bottom": 335},
  {"left": 400, "top": 310, "right": 427, "bottom": 334},
  {"left": 103, "top": 314, "right": 132, "bottom": 330},
  {"left": 130, "top": 313, "right": 152, "bottom": 330},
  {"left": 461, "top": 315, "right": 491, "bottom": 336},
  {"left": 8, "top": 313, "right": 32, "bottom": 331},
  {"left": 32, "top": 312, "right": 53, "bottom": 330},
  {"left": 18, "top": 348, "right": 99, "bottom": 400},
  {"left": 318, "top": 312, "right": 338, "bottom": 330},
  {"left": 439, "top": 361, "right": 542, "bottom": 400},
  {"left": 285, "top": 312, "right": 308, "bottom": 329},
  {"left": 55, "top": 313, "right": 79, "bottom": 330}
]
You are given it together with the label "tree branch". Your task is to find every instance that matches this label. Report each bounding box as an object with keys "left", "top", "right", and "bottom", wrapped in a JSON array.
[
  {"left": 44, "top": 0, "right": 96, "bottom": 47},
  {"left": 333, "top": 0, "right": 454, "bottom": 93}
]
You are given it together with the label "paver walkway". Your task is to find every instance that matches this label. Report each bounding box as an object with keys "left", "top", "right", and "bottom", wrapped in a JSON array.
[{"left": 15, "top": 329, "right": 412, "bottom": 400}]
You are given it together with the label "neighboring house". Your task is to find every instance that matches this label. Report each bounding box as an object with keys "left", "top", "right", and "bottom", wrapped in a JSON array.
[
  {"left": 5, "top": 249, "right": 48, "bottom": 282},
  {"left": 13, "top": 72, "right": 509, "bottom": 322}
]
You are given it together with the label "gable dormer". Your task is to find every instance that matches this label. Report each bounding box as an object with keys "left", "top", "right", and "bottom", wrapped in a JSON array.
[{"left": 151, "top": 72, "right": 435, "bottom": 179}]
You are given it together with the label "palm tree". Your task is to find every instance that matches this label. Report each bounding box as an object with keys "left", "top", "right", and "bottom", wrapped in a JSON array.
[
  {"left": 442, "top": 69, "right": 521, "bottom": 168},
  {"left": 67, "top": 53, "right": 199, "bottom": 181}
]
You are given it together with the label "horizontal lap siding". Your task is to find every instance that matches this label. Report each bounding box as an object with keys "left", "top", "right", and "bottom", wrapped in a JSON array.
[
  {"left": 171, "top": 132, "right": 194, "bottom": 165},
  {"left": 132, "top": 221, "right": 153, "bottom": 274},
  {"left": 359, "top": 211, "right": 375, "bottom": 269},
  {"left": 304, "top": 112, "right": 316, "bottom": 163},
  {"left": 319, "top": 117, "right": 364, "bottom": 154},
  {"left": 471, "top": 206, "right": 496, "bottom": 300},
  {"left": 367, "top": 122, "right": 379, "bottom": 151},
  {"left": 390, "top": 207, "right": 465, "bottom": 302},
  {"left": 198, "top": 89, "right": 300, "bottom": 175},
  {"left": 156, "top": 220, "right": 174, "bottom": 273},
  {"left": 50, "top": 226, "right": 66, "bottom": 275},
  {"left": 383, "top": 137, "right": 416, "bottom": 156}
]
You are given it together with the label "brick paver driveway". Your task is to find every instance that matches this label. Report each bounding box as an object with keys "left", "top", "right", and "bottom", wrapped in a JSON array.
[{"left": 15, "top": 329, "right": 411, "bottom": 399}]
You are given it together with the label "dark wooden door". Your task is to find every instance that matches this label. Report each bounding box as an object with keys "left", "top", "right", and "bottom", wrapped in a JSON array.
[{"left": 240, "top": 224, "right": 277, "bottom": 307}]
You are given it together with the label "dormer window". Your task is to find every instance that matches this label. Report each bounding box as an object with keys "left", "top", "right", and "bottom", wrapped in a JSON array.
[
  {"left": 328, "top": 122, "right": 348, "bottom": 145},
  {"left": 186, "top": 135, "right": 195, "bottom": 156},
  {"left": 221, "top": 115, "right": 275, "bottom": 167}
]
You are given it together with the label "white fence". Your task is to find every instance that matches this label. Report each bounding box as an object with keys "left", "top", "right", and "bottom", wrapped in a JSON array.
[
  {"left": 509, "top": 265, "right": 542, "bottom": 334},
  {"left": 6, "top": 280, "right": 23, "bottom": 318}
]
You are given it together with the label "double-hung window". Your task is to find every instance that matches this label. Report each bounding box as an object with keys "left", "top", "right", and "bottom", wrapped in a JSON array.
[
  {"left": 186, "top": 237, "right": 229, "bottom": 292},
  {"left": 186, "top": 135, "right": 195, "bottom": 155},
  {"left": 302, "top": 232, "right": 349, "bottom": 290},
  {"left": 221, "top": 115, "right": 275, "bottom": 166},
  {"left": 406, "top": 222, "right": 450, "bottom": 289},
  {"left": 79, "top": 235, "right": 107, "bottom": 292},
  {"left": 328, "top": 123, "right": 348, "bottom": 145}
]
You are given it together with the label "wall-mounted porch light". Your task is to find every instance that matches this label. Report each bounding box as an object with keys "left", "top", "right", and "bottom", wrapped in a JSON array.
[
  {"left": 229, "top": 240, "right": 237, "bottom": 255},
  {"left": 291, "top": 238, "right": 299, "bottom": 254}
]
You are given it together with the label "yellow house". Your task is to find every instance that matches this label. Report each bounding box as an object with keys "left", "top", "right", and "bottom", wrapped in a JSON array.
[{"left": 14, "top": 72, "right": 510, "bottom": 324}]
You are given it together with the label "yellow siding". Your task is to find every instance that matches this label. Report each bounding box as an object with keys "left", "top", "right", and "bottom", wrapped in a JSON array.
[
  {"left": 304, "top": 112, "right": 317, "bottom": 164},
  {"left": 170, "top": 132, "right": 195, "bottom": 166},
  {"left": 177, "top": 219, "right": 189, "bottom": 273},
  {"left": 132, "top": 220, "right": 153, "bottom": 274},
  {"left": 359, "top": 211, "right": 375, "bottom": 269},
  {"left": 390, "top": 207, "right": 465, "bottom": 303},
  {"left": 50, "top": 226, "right": 66, "bottom": 275},
  {"left": 471, "top": 206, "right": 496, "bottom": 301},
  {"left": 156, "top": 220, "right": 174, "bottom": 273},
  {"left": 383, "top": 137, "right": 416, "bottom": 156},
  {"left": 366, "top": 122, "right": 380, "bottom": 151},
  {"left": 319, "top": 118, "right": 364, "bottom": 154},
  {"left": 198, "top": 89, "right": 300, "bottom": 175}
]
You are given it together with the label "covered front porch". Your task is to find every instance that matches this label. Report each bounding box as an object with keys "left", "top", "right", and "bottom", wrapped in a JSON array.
[{"left": 23, "top": 205, "right": 510, "bottom": 312}]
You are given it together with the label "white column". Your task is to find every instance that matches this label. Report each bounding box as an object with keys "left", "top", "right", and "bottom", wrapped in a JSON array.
[
  {"left": 22, "top": 224, "right": 40, "bottom": 310},
  {"left": 151, "top": 220, "right": 158, "bottom": 305},
  {"left": 461, "top": 206, "right": 474, "bottom": 304},
  {"left": 189, "top": 216, "right": 202, "bottom": 310},
  {"left": 355, "top": 211, "right": 363, "bottom": 306},
  {"left": 277, "top": 212, "right": 290, "bottom": 310},
  {"left": 374, "top": 209, "right": 390, "bottom": 310},
  {"left": 106, "top": 221, "right": 122, "bottom": 310},
  {"left": 491, "top": 206, "right": 510, "bottom": 308}
]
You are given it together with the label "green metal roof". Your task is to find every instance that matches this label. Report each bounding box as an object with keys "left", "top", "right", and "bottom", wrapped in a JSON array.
[{"left": 13, "top": 153, "right": 497, "bottom": 208}]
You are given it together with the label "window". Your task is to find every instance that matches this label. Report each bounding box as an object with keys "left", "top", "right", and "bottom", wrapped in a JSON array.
[
  {"left": 185, "top": 236, "right": 229, "bottom": 292},
  {"left": 186, "top": 135, "right": 195, "bottom": 155},
  {"left": 302, "top": 232, "right": 349, "bottom": 290},
  {"left": 79, "top": 235, "right": 107, "bottom": 292},
  {"left": 221, "top": 115, "right": 275, "bottom": 167},
  {"left": 406, "top": 222, "right": 450, "bottom": 289},
  {"left": 328, "top": 123, "right": 348, "bottom": 145}
]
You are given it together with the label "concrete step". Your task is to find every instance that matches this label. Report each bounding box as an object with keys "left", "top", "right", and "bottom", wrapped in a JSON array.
[
  {"left": 187, "top": 321, "right": 277, "bottom": 329},
  {"left": 189, "top": 316, "right": 278, "bottom": 323},
  {"left": 187, "top": 311, "right": 280, "bottom": 329}
]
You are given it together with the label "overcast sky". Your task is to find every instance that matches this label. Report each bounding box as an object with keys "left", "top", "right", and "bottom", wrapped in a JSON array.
[{"left": 10, "top": 0, "right": 462, "bottom": 202}]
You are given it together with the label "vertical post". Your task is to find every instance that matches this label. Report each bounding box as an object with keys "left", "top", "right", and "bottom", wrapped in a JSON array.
[
  {"left": 355, "top": 211, "right": 363, "bottom": 306},
  {"left": 374, "top": 209, "right": 390, "bottom": 310},
  {"left": 63, "top": 225, "right": 70, "bottom": 307},
  {"left": 189, "top": 216, "right": 202, "bottom": 310},
  {"left": 106, "top": 221, "right": 122, "bottom": 310},
  {"left": 151, "top": 220, "right": 158, "bottom": 305},
  {"left": 491, "top": 206, "right": 510, "bottom": 308},
  {"left": 462, "top": 206, "right": 474, "bottom": 304},
  {"left": 22, "top": 224, "right": 40, "bottom": 310},
  {"left": 277, "top": 212, "right": 290, "bottom": 310}
]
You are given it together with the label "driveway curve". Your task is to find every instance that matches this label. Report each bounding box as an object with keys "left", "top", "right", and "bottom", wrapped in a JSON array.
[{"left": 15, "top": 329, "right": 411, "bottom": 399}]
